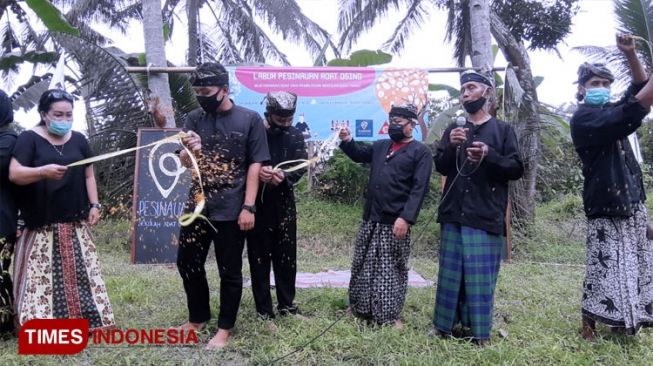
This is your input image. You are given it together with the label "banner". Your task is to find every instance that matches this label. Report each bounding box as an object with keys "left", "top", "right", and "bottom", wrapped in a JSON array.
[{"left": 227, "top": 67, "right": 430, "bottom": 141}]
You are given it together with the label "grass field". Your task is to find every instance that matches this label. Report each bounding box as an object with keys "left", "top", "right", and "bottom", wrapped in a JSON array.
[{"left": 2, "top": 193, "right": 653, "bottom": 365}]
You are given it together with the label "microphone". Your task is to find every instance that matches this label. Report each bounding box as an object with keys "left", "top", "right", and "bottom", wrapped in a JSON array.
[{"left": 454, "top": 116, "right": 470, "bottom": 150}]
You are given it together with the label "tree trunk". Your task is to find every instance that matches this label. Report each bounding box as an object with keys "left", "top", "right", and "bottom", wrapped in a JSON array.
[
  {"left": 187, "top": 0, "right": 199, "bottom": 66},
  {"left": 142, "top": 0, "right": 175, "bottom": 128},
  {"left": 468, "top": 0, "right": 493, "bottom": 69},
  {"left": 490, "top": 11, "right": 539, "bottom": 229}
]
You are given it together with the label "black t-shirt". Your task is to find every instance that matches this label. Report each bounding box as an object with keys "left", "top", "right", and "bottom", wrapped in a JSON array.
[
  {"left": 183, "top": 104, "right": 270, "bottom": 221},
  {"left": 12, "top": 130, "right": 93, "bottom": 229}
]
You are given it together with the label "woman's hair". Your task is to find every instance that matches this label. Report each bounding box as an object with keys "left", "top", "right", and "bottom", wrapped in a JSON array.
[{"left": 37, "top": 89, "right": 74, "bottom": 125}]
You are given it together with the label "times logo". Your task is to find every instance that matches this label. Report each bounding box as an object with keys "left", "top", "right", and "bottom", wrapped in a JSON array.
[
  {"left": 18, "top": 319, "right": 198, "bottom": 355},
  {"left": 19, "top": 319, "right": 89, "bottom": 355}
]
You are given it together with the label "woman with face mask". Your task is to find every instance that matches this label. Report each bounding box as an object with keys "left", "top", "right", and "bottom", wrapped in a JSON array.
[
  {"left": 8, "top": 89, "right": 114, "bottom": 331},
  {"left": 571, "top": 33, "right": 653, "bottom": 341}
]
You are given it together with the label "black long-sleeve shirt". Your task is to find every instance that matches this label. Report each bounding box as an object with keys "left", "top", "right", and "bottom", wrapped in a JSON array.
[
  {"left": 255, "top": 126, "right": 307, "bottom": 226},
  {"left": 340, "top": 139, "right": 432, "bottom": 225},
  {"left": 570, "top": 81, "right": 649, "bottom": 218},
  {"left": 434, "top": 117, "right": 523, "bottom": 235}
]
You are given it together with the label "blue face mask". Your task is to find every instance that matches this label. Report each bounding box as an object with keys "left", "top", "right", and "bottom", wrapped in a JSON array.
[
  {"left": 584, "top": 87, "right": 611, "bottom": 105},
  {"left": 47, "top": 119, "right": 73, "bottom": 136}
]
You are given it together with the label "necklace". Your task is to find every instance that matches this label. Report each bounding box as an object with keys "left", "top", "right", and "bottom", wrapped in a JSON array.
[{"left": 49, "top": 141, "right": 65, "bottom": 156}]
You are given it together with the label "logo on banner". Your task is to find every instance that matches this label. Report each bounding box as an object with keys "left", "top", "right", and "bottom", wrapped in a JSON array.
[
  {"left": 19, "top": 319, "right": 199, "bottom": 354},
  {"left": 355, "top": 120, "right": 373, "bottom": 137},
  {"left": 378, "top": 121, "right": 389, "bottom": 135}
]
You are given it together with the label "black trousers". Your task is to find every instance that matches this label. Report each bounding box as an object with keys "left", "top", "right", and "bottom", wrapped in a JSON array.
[
  {"left": 246, "top": 218, "right": 298, "bottom": 318},
  {"left": 177, "top": 220, "right": 245, "bottom": 329}
]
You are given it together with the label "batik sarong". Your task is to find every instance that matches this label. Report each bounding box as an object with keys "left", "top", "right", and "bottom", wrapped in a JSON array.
[
  {"left": 582, "top": 203, "right": 653, "bottom": 334},
  {"left": 13, "top": 222, "right": 114, "bottom": 330},
  {"left": 349, "top": 220, "right": 411, "bottom": 325},
  {"left": 433, "top": 223, "right": 504, "bottom": 340}
]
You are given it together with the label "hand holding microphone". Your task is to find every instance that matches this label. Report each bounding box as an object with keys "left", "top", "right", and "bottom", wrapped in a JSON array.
[{"left": 449, "top": 116, "right": 469, "bottom": 147}]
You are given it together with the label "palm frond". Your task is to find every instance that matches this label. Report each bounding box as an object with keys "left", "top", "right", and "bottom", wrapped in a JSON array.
[
  {"left": 53, "top": 31, "right": 153, "bottom": 201},
  {"left": 614, "top": 0, "right": 653, "bottom": 66},
  {"left": 382, "top": 0, "right": 430, "bottom": 53},
  {"left": 217, "top": 0, "right": 290, "bottom": 64},
  {"left": 202, "top": 24, "right": 244, "bottom": 64},
  {"left": 9, "top": 73, "right": 52, "bottom": 111},
  {"left": 0, "top": 50, "right": 58, "bottom": 71},
  {"left": 250, "top": 0, "right": 340, "bottom": 63},
  {"left": 202, "top": 2, "right": 246, "bottom": 64},
  {"left": 452, "top": 1, "right": 471, "bottom": 67},
  {"left": 58, "top": 0, "right": 139, "bottom": 33},
  {"left": 573, "top": 45, "right": 635, "bottom": 94},
  {"left": 1, "top": 16, "right": 20, "bottom": 54},
  {"left": 337, "top": 0, "right": 402, "bottom": 53}
]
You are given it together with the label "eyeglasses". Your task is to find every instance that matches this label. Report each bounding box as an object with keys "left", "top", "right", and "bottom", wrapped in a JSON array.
[{"left": 45, "top": 89, "right": 74, "bottom": 103}]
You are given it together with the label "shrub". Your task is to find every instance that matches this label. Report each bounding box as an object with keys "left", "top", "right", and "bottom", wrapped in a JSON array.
[{"left": 314, "top": 150, "right": 369, "bottom": 204}]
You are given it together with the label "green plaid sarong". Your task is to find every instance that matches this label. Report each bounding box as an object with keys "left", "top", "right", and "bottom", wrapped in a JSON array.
[{"left": 432, "top": 223, "right": 503, "bottom": 340}]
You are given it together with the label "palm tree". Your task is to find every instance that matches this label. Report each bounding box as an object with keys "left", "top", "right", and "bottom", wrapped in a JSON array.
[
  {"left": 189, "top": 0, "right": 340, "bottom": 65},
  {"left": 468, "top": 0, "right": 492, "bottom": 69},
  {"left": 5, "top": 1, "right": 342, "bottom": 204},
  {"left": 143, "top": 0, "right": 175, "bottom": 127}
]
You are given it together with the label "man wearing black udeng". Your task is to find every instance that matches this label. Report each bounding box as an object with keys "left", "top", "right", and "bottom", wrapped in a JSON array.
[
  {"left": 176, "top": 62, "right": 269, "bottom": 349},
  {"left": 247, "top": 91, "right": 307, "bottom": 322}
]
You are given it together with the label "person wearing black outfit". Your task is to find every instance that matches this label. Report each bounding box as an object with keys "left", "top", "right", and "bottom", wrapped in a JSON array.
[
  {"left": 9, "top": 89, "right": 113, "bottom": 331},
  {"left": 339, "top": 103, "right": 432, "bottom": 327},
  {"left": 432, "top": 70, "right": 523, "bottom": 344},
  {"left": 175, "top": 62, "right": 269, "bottom": 349},
  {"left": 246, "top": 91, "right": 307, "bottom": 321},
  {"left": 0, "top": 90, "right": 17, "bottom": 333},
  {"left": 570, "top": 34, "right": 653, "bottom": 341}
]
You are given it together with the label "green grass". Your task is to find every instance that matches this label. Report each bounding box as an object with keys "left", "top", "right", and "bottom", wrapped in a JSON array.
[{"left": 3, "top": 195, "right": 653, "bottom": 365}]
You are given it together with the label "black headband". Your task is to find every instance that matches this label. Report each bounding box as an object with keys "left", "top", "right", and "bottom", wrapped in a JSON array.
[
  {"left": 191, "top": 75, "right": 229, "bottom": 87},
  {"left": 389, "top": 105, "right": 418, "bottom": 120},
  {"left": 460, "top": 71, "right": 493, "bottom": 87},
  {"left": 576, "top": 62, "right": 614, "bottom": 85}
]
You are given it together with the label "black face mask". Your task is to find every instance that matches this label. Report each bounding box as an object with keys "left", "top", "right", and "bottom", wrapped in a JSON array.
[
  {"left": 197, "top": 91, "right": 224, "bottom": 113},
  {"left": 388, "top": 123, "right": 406, "bottom": 142},
  {"left": 269, "top": 123, "right": 290, "bottom": 135},
  {"left": 462, "top": 97, "right": 486, "bottom": 114}
]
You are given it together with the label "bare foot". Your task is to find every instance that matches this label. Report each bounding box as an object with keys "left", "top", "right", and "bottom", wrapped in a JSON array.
[
  {"left": 206, "top": 328, "right": 230, "bottom": 350},
  {"left": 393, "top": 320, "right": 403, "bottom": 330},
  {"left": 581, "top": 315, "right": 596, "bottom": 342},
  {"left": 265, "top": 320, "right": 278, "bottom": 333},
  {"left": 175, "top": 322, "right": 205, "bottom": 332},
  {"left": 293, "top": 313, "right": 309, "bottom": 321}
]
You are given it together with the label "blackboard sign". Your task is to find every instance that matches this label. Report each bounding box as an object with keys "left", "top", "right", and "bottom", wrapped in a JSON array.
[{"left": 131, "top": 128, "right": 192, "bottom": 264}]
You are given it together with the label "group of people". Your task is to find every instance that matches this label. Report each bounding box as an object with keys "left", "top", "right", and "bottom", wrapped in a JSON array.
[{"left": 0, "top": 32, "right": 652, "bottom": 350}]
